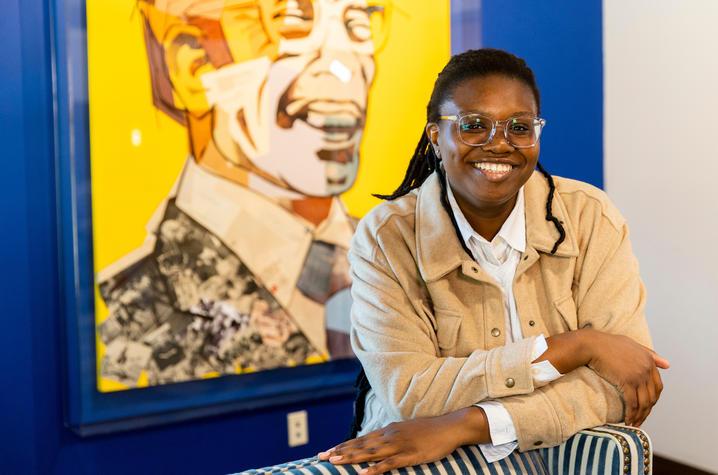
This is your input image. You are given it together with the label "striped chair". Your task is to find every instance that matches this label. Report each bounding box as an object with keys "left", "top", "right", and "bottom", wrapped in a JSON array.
[{"left": 237, "top": 424, "right": 652, "bottom": 475}]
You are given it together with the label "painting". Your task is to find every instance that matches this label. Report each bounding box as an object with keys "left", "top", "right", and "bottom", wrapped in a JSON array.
[{"left": 57, "top": 0, "right": 451, "bottom": 432}]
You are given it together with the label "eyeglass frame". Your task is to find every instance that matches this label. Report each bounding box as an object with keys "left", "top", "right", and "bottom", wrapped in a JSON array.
[{"left": 437, "top": 112, "right": 547, "bottom": 149}]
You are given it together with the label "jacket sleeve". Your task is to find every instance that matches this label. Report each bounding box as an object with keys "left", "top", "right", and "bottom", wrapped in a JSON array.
[
  {"left": 349, "top": 234, "right": 538, "bottom": 422},
  {"left": 500, "top": 217, "right": 653, "bottom": 451}
]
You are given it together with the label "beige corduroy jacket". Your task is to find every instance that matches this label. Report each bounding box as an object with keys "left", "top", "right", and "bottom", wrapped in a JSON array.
[{"left": 348, "top": 170, "right": 652, "bottom": 451}]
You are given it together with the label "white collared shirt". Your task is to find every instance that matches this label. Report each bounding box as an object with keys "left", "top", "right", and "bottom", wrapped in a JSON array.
[{"left": 446, "top": 182, "right": 562, "bottom": 462}]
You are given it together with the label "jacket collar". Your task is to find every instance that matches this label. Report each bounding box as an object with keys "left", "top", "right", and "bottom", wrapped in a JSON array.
[{"left": 416, "top": 170, "right": 579, "bottom": 282}]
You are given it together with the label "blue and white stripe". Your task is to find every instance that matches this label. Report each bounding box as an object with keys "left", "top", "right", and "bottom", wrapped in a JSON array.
[{"left": 239, "top": 424, "right": 651, "bottom": 475}]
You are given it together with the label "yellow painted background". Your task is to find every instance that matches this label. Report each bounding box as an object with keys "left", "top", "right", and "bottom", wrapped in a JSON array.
[{"left": 87, "top": 1, "right": 451, "bottom": 392}]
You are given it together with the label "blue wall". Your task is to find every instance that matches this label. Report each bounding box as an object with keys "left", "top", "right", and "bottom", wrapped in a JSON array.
[
  {"left": 0, "top": 1, "right": 602, "bottom": 474},
  {"left": 481, "top": 0, "right": 604, "bottom": 188},
  {"left": 1, "top": 1, "right": 355, "bottom": 473}
]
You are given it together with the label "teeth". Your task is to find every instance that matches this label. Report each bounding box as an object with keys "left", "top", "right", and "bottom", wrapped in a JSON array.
[
  {"left": 472, "top": 162, "right": 512, "bottom": 173},
  {"left": 326, "top": 132, "right": 351, "bottom": 142},
  {"left": 306, "top": 111, "right": 357, "bottom": 129}
]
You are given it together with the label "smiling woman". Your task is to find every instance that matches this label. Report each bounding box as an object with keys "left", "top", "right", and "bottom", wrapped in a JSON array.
[{"left": 315, "top": 49, "right": 670, "bottom": 474}]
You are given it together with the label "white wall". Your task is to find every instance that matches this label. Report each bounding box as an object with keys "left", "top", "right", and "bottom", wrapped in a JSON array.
[{"left": 603, "top": 1, "right": 718, "bottom": 471}]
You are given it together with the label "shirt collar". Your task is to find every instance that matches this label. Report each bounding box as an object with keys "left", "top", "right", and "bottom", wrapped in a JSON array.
[
  {"left": 445, "top": 179, "right": 526, "bottom": 254},
  {"left": 415, "top": 171, "right": 579, "bottom": 283}
]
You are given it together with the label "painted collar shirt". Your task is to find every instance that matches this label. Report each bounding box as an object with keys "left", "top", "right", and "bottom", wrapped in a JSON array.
[
  {"left": 446, "top": 181, "right": 562, "bottom": 462},
  {"left": 175, "top": 158, "right": 357, "bottom": 352}
]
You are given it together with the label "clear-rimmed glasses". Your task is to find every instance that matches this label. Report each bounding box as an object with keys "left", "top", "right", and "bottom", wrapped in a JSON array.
[{"left": 438, "top": 112, "right": 546, "bottom": 148}]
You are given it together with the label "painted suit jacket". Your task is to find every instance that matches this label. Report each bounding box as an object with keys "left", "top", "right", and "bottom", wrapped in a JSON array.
[{"left": 97, "top": 159, "right": 355, "bottom": 388}]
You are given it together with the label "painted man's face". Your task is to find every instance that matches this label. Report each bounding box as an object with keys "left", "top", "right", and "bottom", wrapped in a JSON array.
[{"left": 199, "top": 0, "right": 378, "bottom": 197}]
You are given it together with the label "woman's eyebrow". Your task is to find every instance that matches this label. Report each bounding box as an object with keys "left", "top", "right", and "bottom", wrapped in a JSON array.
[{"left": 456, "top": 109, "right": 536, "bottom": 117}]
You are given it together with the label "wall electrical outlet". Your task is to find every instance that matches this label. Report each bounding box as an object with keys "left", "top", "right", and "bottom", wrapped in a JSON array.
[{"left": 287, "top": 410, "right": 309, "bottom": 447}]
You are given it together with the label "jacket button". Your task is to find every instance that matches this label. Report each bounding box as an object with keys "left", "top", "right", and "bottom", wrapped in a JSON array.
[
  {"left": 534, "top": 440, "right": 543, "bottom": 446},
  {"left": 491, "top": 328, "right": 501, "bottom": 337},
  {"left": 505, "top": 378, "right": 515, "bottom": 388},
  {"left": 529, "top": 320, "right": 536, "bottom": 326}
]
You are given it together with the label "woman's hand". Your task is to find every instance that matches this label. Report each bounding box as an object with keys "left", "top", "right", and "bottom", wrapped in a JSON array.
[
  {"left": 582, "top": 329, "right": 669, "bottom": 427},
  {"left": 538, "top": 328, "right": 668, "bottom": 427},
  {"left": 318, "top": 407, "right": 489, "bottom": 475}
]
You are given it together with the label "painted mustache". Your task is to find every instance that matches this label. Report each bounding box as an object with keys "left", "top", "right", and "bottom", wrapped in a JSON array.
[{"left": 277, "top": 97, "right": 365, "bottom": 149}]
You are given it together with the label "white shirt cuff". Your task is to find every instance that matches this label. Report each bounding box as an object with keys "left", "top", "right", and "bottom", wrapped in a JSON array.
[
  {"left": 475, "top": 401, "right": 518, "bottom": 463},
  {"left": 474, "top": 335, "right": 563, "bottom": 463},
  {"left": 531, "top": 334, "right": 563, "bottom": 388}
]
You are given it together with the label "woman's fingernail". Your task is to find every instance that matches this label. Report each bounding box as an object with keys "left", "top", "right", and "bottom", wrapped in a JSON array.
[
  {"left": 317, "top": 451, "right": 329, "bottom": 458},
  {"left": 329, "top": 455, "right": 343, "bottom": 463}
]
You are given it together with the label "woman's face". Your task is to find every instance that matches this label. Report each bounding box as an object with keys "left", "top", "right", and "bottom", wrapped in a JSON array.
[{"left": 428, "top": 74, "right": 540, "bottom": 213}]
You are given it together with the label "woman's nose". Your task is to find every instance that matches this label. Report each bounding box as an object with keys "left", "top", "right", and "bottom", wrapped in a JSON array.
[{"left": 481, "top": 129, "right": 515, "bottom": 152}]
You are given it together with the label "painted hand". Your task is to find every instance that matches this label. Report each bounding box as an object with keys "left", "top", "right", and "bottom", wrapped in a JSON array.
[{"left": 250, "top": 300, "right": 291, "bottom": 347}]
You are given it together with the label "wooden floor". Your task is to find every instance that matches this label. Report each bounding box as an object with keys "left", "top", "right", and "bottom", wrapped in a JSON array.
[{"left": 654, "top": 455, "right": 716, "bottom": 475}]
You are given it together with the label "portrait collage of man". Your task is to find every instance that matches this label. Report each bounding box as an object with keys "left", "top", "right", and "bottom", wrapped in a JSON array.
[{"left": 87, "top": 0, "right": 451, "bottom": 391}]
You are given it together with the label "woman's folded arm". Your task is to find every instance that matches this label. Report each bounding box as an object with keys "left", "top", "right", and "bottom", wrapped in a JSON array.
[
  {"left": 350, "top": 242, "right": 540, "bottom": 420},
  {"left": 485, "top": 220, "right": 664, "bottom": 450}
]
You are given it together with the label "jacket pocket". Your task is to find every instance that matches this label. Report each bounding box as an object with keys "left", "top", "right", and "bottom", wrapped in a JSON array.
[
  {"left": 435, "top": 309, "right": 462, "bottom": 351},
  {"left": 553, "top": 294, "right": 579, "bottom": 331}
]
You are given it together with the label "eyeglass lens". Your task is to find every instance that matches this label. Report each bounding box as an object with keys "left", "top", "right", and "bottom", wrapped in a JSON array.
[{"left": 458, "top": 114, "right": 541, "bottom": 147}]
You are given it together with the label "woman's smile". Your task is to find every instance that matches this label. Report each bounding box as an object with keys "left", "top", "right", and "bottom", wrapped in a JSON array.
[{"left": 468, "top": 159, "right": 520, "bottom": 182}]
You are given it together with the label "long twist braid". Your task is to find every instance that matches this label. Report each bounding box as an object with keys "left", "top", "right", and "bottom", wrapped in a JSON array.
[
  {"left": 373, "top": 133, "right": 436, "bottom": 200},
  {"left": 535, "top": 161, "right": 566, "bottom": 254}
]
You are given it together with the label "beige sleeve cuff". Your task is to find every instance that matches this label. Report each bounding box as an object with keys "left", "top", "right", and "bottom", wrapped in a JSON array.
[
  {"left": 500, "top": 367, "right": 624, "bottom": 451},
  {"left": 501, "top": 389, "right": 562, "bottom": 450},
  {"left": 485, "top": 336, "right": 537, "bottom": 398}
]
